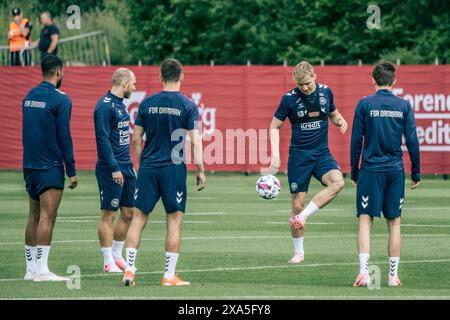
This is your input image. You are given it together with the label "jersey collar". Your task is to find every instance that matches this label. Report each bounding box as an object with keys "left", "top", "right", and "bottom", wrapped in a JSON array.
[
  {"left": 376, "top": 89, "right": 394, "bottom": 95},
  {"left": 107, "top": 91, "right": 124, "bottom": 103},
  {"left": 41, "top": 81, "right": 56, "bottom": 88}
]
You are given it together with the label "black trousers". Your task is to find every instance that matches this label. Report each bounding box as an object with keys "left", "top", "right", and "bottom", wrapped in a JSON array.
[{"left": 10, "top": 50, "right": 31, "bottom": 66}]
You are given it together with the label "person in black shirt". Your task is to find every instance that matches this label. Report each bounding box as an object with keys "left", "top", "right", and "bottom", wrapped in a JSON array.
[{"left": 33, "top": 11, "right": 60, "bottom": 61}]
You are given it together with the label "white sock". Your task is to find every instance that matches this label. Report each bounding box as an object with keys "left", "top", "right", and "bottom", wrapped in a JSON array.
[
  {"left": 292, "top": 237, "right": 304, "bottom": 255},
  {"left": 359, "top": 253, "right": 370, "bottom": 275},
  {"left": 35, "top": 245, "right": 50, "bottom": 275},
  {"left": 112, "top": 240, "right": 124, "bottom": 261},
  {"left": 164, "top": 252, "right": 179, "bottom": 279},
  {"left": 25, "top": 245, "right": 36, "bottom": 272},
  {"left": 389, "top": 257, "right": 400, "bottom": 277},
  {"left": 299, "top": 201, "right": 320, "bottom": 223},
  {"left": 125, "top": 248, "right": 137, "bottom": 272},
  {"left": 101, "top": 247, "right": 114, "bottom": 265}
]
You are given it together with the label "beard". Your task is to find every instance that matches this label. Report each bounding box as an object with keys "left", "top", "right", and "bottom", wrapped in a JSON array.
[
  {"left": 124, "top": 90, "right": 132, "bottom": 99},
  {"left": 56, "top": 78, "right": 63, "bottom": 88}
]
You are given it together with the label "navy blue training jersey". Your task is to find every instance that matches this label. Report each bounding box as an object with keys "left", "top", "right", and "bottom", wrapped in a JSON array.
[
  {"left": 22, "top": 81, "right": 76, "bottom": 177},
  {"left": 135, "top": 91, "right": 199, "bottom": 168},
  {"left": 350, "top": 89, "right": 420, "bottom": 182},
  {"left": 275, "top": 84, "right": 336, "bottom": 158},
  {"left": 94, "top": 91, "right": 131, "bottom": 171}
]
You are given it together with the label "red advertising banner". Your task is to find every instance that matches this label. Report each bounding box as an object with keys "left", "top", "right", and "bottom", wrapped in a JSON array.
[{"left": 1, "top": 65, "right": 449, "bottom": 174}]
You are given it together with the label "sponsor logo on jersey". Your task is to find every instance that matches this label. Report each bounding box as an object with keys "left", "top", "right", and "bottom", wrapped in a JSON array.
[
  {"left": 24, "top": 100, "right": 46, "bottom": 108},
  {"left": 297, "top": 110, "right": 306, "bottom": 117},
  {"left": 301, "top": 121, "right": 322, "bottom": 130},
  {"left": 119, "top": 129, "right": 130, "bottom": 145},
  {"left": 117, "top": 121, "right": 129, "bottom": 129}
]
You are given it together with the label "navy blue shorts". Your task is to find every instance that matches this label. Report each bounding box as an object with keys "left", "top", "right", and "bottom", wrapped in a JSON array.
[
  {"left": 356, "top": 169, "right": 405, "bottom": 219},
  {"left": 23, "top": 166, "right": 65, "bottom": 200},
  {"left": 95, "top": 163, "right": 136, "bottom": 211},
  {"left": 134, "top": 165, "right": 187, "bottom": 215},
  {"left": 288, "top": 152, "right": 341, "bottom": 193}
]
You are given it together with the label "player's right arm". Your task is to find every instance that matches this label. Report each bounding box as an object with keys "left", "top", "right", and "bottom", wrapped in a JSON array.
[
  {"left": 350, "top": 100, "right": 365, "bottom": 186},
  {"left": 269, "top": 96, "right": 288, "bottom": 174},
  {"left": 269, "top": 117, "right": 284, "bottom": 174}
]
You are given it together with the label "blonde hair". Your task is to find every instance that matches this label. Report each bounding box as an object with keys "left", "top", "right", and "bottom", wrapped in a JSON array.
[{"left": 292, "top": 61, "right": 315, "bottom": 83}]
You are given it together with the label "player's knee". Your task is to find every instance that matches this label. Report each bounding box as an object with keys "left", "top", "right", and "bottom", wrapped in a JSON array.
[
  {"left": 100, "top": 211, "right": 116, "bottom": 223},
  {"left": 331, "top": 178, "right": 345, "bottom": 193},
  {"left": 39, "top": 211, "right": 56, "bottom": 226},
  {"left": 120, "top": 209, "right": 133, "bottom": 222},
  {"left": 292, "top": 204, "right": 303, "bottom": 215},
  {"left": 28, "top": 211, "right": 40, "bottom": 223}
]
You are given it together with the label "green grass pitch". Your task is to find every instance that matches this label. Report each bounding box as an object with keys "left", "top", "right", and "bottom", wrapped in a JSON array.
[{"left": 0, "top": 170, "right": 450, "bottom": 300}]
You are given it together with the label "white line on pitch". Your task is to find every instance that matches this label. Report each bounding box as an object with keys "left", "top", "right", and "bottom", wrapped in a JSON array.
[
  {"left": 149, "top": 221, "right": 212, "bottom": 224},
  {"left": 275, "top": 209, "right": 344, "bottom": 213},
  {"left": 266, "top": 222, "right": 450, "bottom": 228},
  {"left": 5, "top": 296, "right": 450, "bottom": 300},
  {"left": 266, "top": 222, "right": 336, "bottom": 225},
  {"left": 187, "top": 197, "right": 217, "bottom": 200},
  {"left": 1, "top": 233, "right": 449, "bottom": 246},
  {"left": 1, "top": 258, "right": 450, "bottom": 283},
  {"left": 402, "top": 224, "right": 450, "bottom": 228},
  {"left": 59, "top": 216, "right": 98, "bottom": 219},
  {"left": 57, "top": 220, "right": 95, "bottom": 223},
  {"left": 188, "top": 212, "right": 224, "bottom": 215},
  {"left": 57, "top": 220, "right": 213, "bottom": 224},
  {"left": 403, "top": 207, "right": 450, "bottom": 210}
]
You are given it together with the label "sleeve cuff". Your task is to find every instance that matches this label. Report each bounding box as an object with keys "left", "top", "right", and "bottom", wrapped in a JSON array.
[{"left": 66, "top": 167, "right": 76, "bottom": 178}]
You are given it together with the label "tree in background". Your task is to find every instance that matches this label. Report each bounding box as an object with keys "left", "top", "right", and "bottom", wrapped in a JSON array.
[
  {"left": 2, "top": 0, "right": 449, "bottom": 65},
  {"left": 125, "top": 0, "right": 450, "bottom": 65}
]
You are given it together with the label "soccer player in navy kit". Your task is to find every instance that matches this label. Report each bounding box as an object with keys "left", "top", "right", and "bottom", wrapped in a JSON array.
[
  {"left": 94, "top": 68, "right": 136, "bottom": 273},
  {"left": 22, "top": 55, "right": 78, "bottom": 281},
  {"left": 269, "top": 61, "right": 348, "bottom": 264},
  {"left": 122, "top": 58, "right": 206, "bottom": 287},
  {"left": 351, "top": 60, "right": 420, "bottom": 287}
]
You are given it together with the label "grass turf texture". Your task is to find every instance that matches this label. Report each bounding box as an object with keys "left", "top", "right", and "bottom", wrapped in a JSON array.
[{"left": 0, "top": 170, "right": 449, "bottom": 300}]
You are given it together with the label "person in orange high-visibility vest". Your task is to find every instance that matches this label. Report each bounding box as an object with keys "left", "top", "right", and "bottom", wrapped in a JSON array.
[{"left": 7, "top": 7, "right": 32, "bottom": 66}]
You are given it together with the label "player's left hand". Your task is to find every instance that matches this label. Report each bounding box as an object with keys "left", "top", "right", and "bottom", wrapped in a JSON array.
[
  {"left": 68, "top": 175, "right": 78, "bottom": 189},
  {"left": 411, "top": 180, "right": 420, "bottom": 189},
  {"left": 338, "top": 118, "right": 348, "bottom": 134},
  {"left": 351, "top": 180, "right": 357, "bottom": 187}
]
